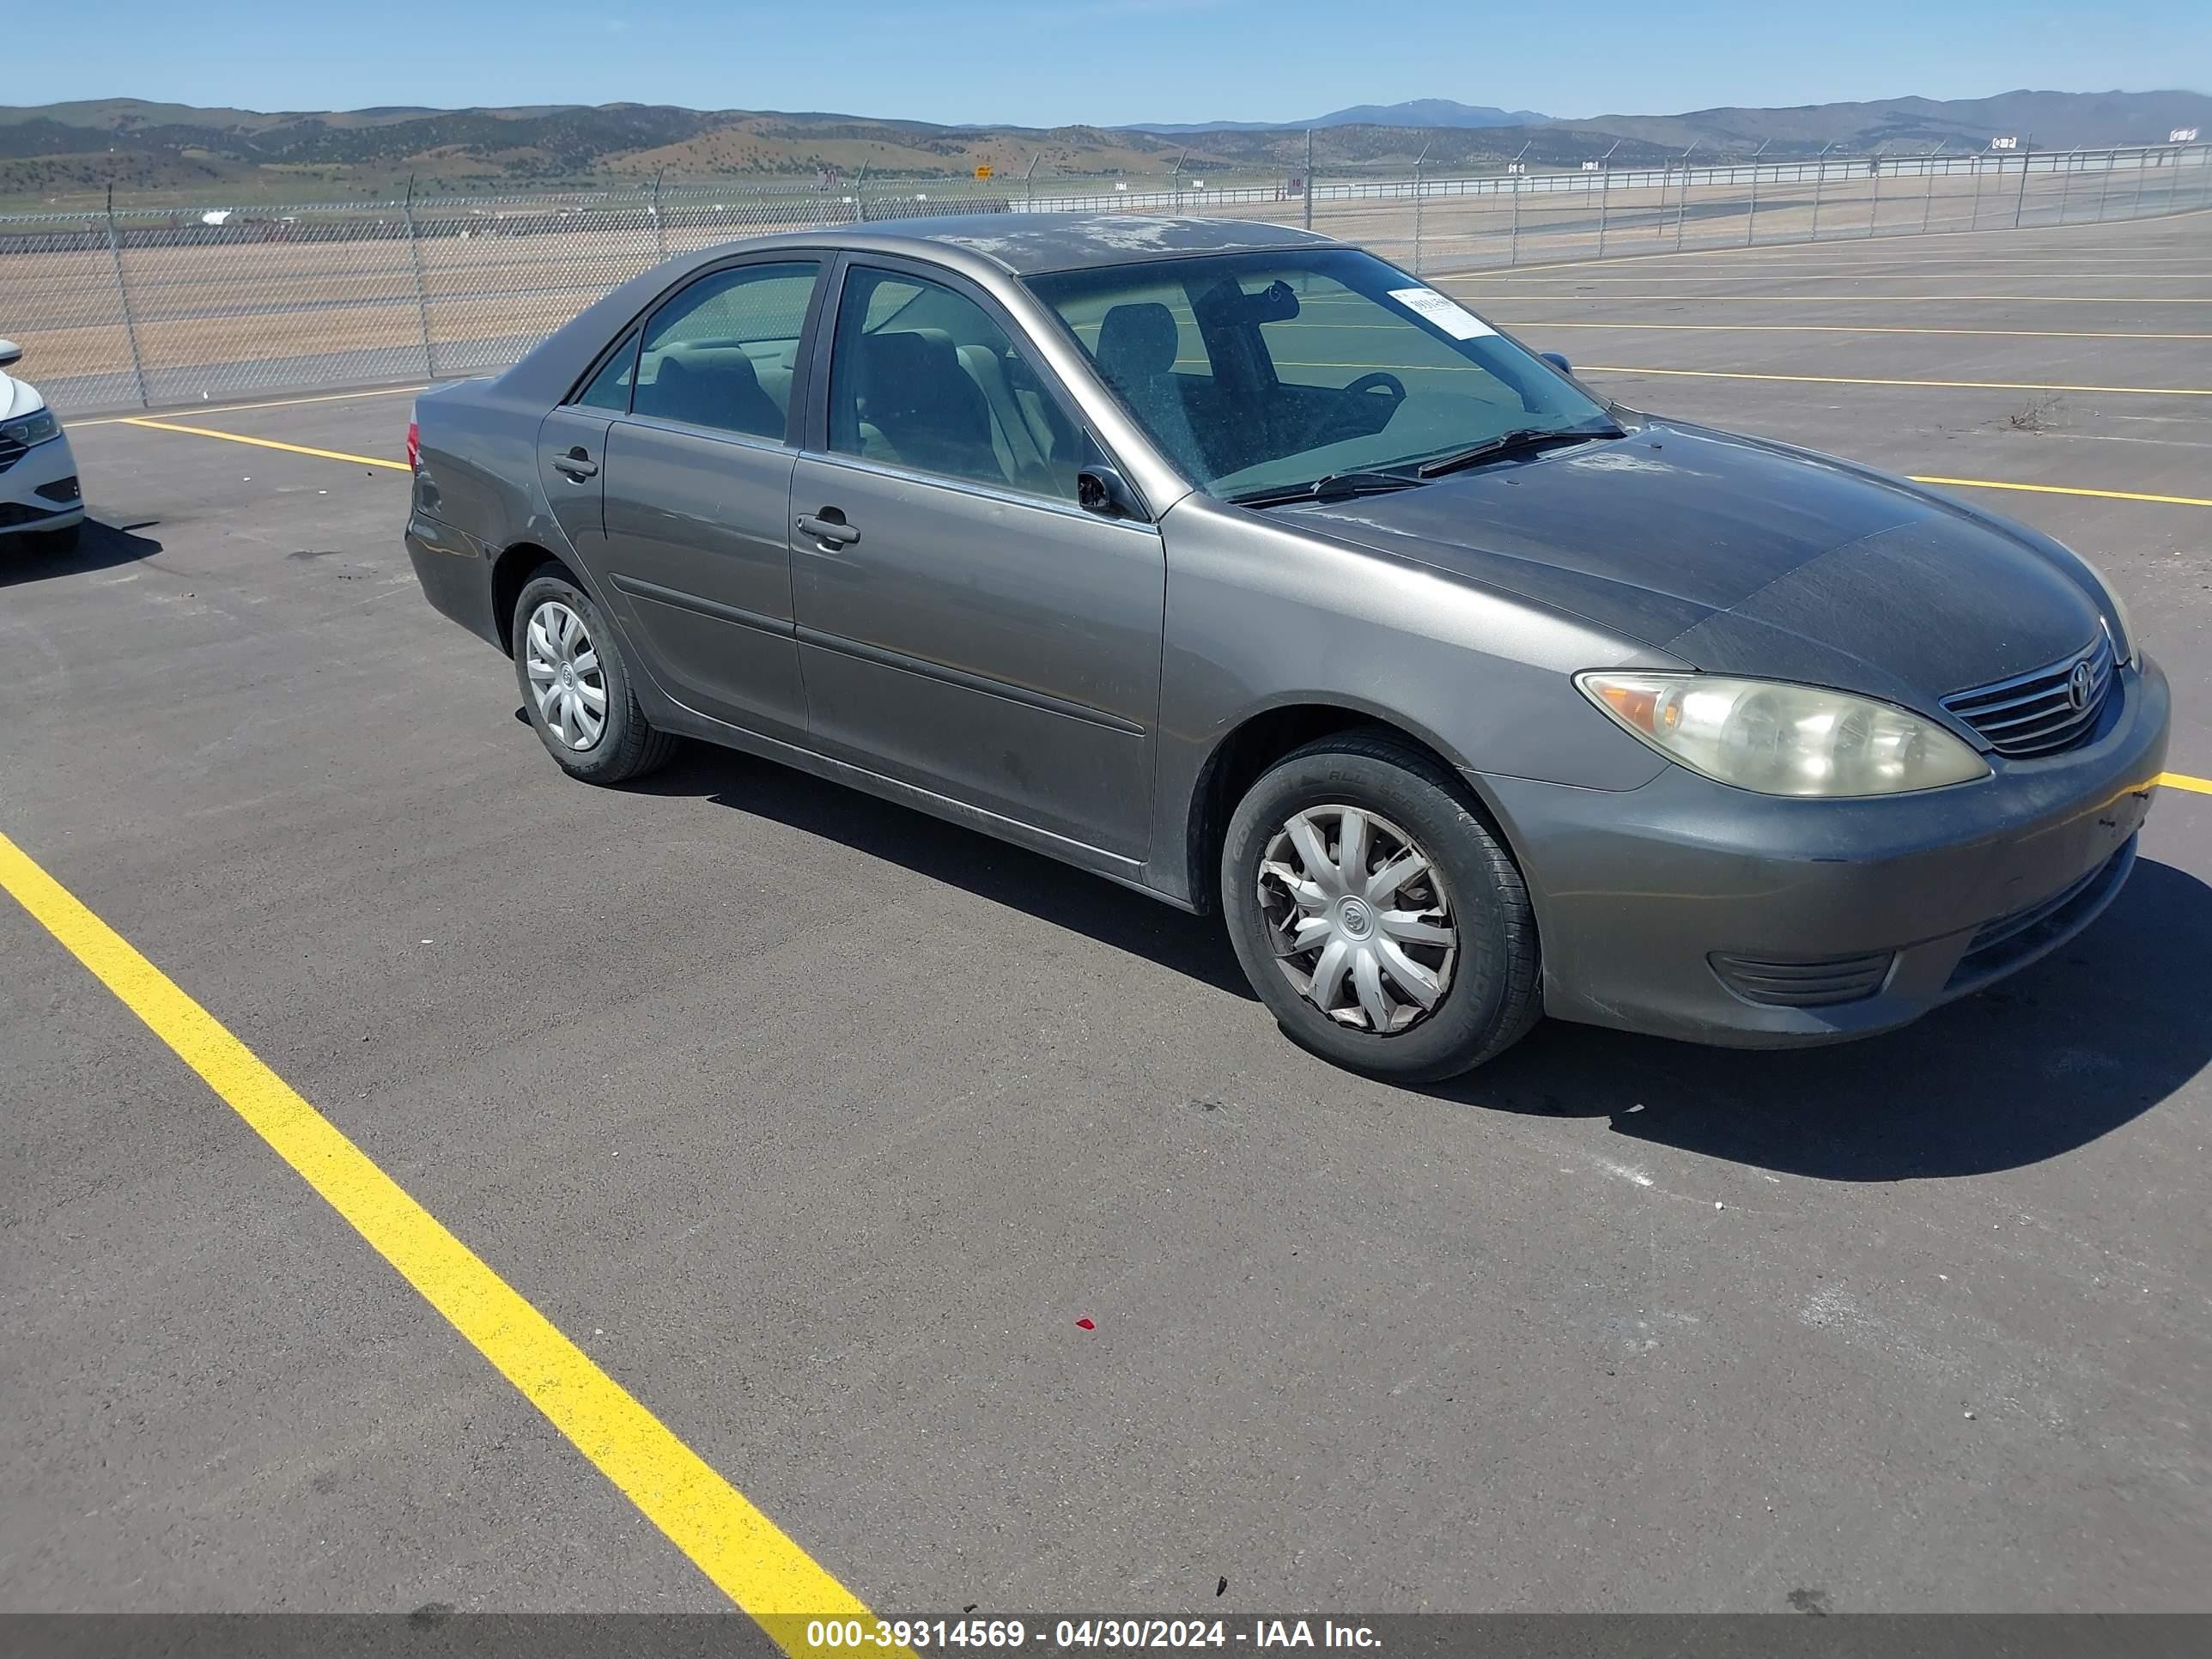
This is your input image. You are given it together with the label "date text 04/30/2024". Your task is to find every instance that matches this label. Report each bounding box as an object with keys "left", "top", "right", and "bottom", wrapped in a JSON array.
[{"left": 798, "top": 1619, "right": 1382, "bottom": 1650}]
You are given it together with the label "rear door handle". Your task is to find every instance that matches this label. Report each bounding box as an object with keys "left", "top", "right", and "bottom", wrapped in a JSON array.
[
  {"left": 552, "top": 448, "right": 598, "bottom": 479},
  {"left": 796, "top": 512, "right": 860, "bottom": 547}
]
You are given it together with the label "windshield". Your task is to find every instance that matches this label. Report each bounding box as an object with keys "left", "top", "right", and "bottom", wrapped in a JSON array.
[{"left": 1024, "top": 249, "right": 1614, "bottom": 501}]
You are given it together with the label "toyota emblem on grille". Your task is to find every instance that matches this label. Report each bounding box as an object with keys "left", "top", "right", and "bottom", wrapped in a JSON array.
[{"left": 2067, "top": 658, "right": 2095, "bottom": 712}]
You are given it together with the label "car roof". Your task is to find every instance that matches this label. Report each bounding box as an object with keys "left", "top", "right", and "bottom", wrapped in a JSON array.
[{"left": 738, "top": 211, "right": 1340, "bottom": 276}]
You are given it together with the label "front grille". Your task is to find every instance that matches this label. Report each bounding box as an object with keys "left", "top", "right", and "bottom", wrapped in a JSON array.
[
  {"left": 1711, "top": 949, "right": 1896, "bottom": 1007},
  {"left": 1942, "top": 633, "right": 2115, "bottom": 758},
  {"left": 33, "top": 475, "right": 79, "bottom": 504},
  {"left": 0, "top": 435, "right": 23, "bottom": 476}
]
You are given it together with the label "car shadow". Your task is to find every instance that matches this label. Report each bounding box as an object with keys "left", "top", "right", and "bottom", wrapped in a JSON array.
[
  {"left": 633, "top": 744, "right": 2208, "bottom": 1180},
  {"left": 0, "top": 518, "right": 161, "bottom": 587},
  {"left": 632, "top": 743, "right": 1257, "bottom": 1001},
  {"left": 1435, "top": 856, "right": 2212, "bottom": 1180}
]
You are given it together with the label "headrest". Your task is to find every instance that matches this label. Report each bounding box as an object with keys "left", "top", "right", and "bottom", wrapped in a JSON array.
[{"left": 1095, "top": 303, "right": 1181, "bottom": 378}]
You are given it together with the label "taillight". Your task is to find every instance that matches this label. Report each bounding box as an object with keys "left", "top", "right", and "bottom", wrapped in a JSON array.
[{"left": 405, "top": 418, "right": 421, "bottom": 471}]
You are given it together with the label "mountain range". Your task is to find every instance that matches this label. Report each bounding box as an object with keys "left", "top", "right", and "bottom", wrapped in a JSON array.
[
  {"left": 1126, "top": 99, "right": 1553, "bottom": 134},
  {"left": 1, "top": 88, "right": 2203, "bottom": 211}
]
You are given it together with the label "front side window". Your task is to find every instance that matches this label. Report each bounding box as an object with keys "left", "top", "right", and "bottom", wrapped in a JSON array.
[
  {"left": 827, "top": 265, "right": 1088, "bottom": 502},
  {"left": 1025, "top": 250, "right": 1618, "bottom": 501},
  {"left": 629, "top": 260, "right": 820, "bottom": 440}
]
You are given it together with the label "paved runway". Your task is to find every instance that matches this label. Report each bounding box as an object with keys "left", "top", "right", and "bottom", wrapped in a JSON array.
[{"left": 3, "top": 211, "right": 2209, "bottom": 1620}]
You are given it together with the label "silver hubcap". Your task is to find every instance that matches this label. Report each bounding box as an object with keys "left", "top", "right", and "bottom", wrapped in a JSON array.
[
  {"left": 523, "top": 599, "right": 607, "bottom": 751},
  {"left": 1259, "top": 805, "right": 1457, "bottom": 1035}
]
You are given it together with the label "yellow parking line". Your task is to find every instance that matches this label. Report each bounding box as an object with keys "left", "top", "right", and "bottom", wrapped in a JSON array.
[
  {"left": 1577, "top": 365, "right": 2211, "bottom": 397},
  {"left": 2161, "top": 772, "right": 2212, "bottom": 795},
  {"left": 0, "top": 829, "right": 890, "bottom": 1655},
  {"left": 1497, "top": 322, "right": 2212, "bottom": 341},
  {"left": 1910, "top": 475, "right": 2212, "bottom": 508},
  {"left": 76, "top": 385, "right": 428, "bottom": 428},
  {"left": 119, "top": 416, "right": 408, "bottom": 471}
]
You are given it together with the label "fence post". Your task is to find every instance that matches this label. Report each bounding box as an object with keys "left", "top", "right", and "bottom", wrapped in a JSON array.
[
  {"left": 2012, "top": 147, "right": 2031, "bottom": 228},
  {"left": 1411, "top": 146, "right": 1426, "bottom": 275},
  {"left": 1867, "top": 155, "right": 1881, "bottom": 235},
  {"left": 1597, "top": 167, "right": 1609, "bottom": 258},
  {"left": 103, "top": 183, "right": 150, "bottom": 409},
  {"left": 653, "top": 169, "right": 666, "bottom": 259},
  {"left": 402, "top": 175, "right": 435, "bottom": 379},
  {"left": 1920, "top": 158, "right": 1936, "bottom": 234},
  {"left": 1509, "top": 172, "right": 1521, "bottom": 266},
  {"left": 2127, "top": 149, "right": 2148, "bottom": 218},
  {"left": 1746, "top": 161, "right": 1759, "bottom": 245},
  {"left": 1810, "top": 157, "right": 1826, "bottom": 240},
  {"left": 1674, "top": 163, "right": 1690, "bottom": 249},
  {"left": 2096, "top": 149, "right": 2114, "bottom": 221},
  {"left": 1303, "top": 129, "right": 1315, "bottom": 232}
]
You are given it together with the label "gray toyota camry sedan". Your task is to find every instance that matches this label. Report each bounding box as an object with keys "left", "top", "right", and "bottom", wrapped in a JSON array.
[{"left": 404, "top": 214, "right": 2167, "bottom": 1080}]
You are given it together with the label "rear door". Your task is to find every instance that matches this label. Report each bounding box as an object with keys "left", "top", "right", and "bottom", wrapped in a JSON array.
[
  {"left": 535, "top": 327, "right": 637, "bottom": 591},
  {"left": 592, "top": 258, "right": 825, "bottom": 744}
]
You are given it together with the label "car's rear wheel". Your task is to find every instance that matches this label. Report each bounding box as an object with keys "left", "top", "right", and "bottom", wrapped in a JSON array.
[
  {"left": 512, "top": 567, "right": 677, "bottom": 784},
  {"left": 1220, "top": 732, "right": 1540, "bottom": 1081}
]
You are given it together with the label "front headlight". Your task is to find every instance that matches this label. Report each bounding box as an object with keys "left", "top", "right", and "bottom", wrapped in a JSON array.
[
  {"left": 1577, "top": 672, "right": 1990, "bottom": 797},
  {"left": 1, "top": 408, "right": 60, "bottom": 448}
]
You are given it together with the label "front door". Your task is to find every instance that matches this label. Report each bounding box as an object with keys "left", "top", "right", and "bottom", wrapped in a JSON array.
[{"left": 790, "top": 260, "right": 1165, "bottom": 859}]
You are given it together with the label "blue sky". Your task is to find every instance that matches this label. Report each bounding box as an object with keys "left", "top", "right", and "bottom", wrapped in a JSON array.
[{"left": 22, "top": 1, "right": 2209, "bottom": 125}]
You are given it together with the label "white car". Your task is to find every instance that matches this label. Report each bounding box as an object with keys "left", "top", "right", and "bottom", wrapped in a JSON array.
[{"left": 0, "top": 338, "right": 85, "bottom": 552}]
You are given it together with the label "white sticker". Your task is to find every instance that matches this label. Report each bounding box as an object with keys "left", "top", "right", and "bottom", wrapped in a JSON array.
[{"left": 1388, "top": 286, "right": 1496, "bottom": 340}]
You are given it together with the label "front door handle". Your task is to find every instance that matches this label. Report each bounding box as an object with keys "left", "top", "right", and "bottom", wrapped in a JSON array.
[
  {"left": 796, "top": 511, "right": 860, "bottom": 548},
  {"left": 552, "top": 447, "right": 598, "bottom": 479}
]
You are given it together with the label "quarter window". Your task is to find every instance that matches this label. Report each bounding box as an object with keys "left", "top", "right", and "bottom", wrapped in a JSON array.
[
  {"left": 574, "top": 330, "right": 639, "bottom": 412},
  {"left": 629, "top": 261, "right": 820, "bottom": 440}
]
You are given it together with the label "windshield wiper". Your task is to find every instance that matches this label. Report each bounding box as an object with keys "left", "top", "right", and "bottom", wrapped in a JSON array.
[
  {"left": 1414, "top": 422, "right": 1624, "bottom": 480},
  {"left": 1225, "top": 470, "right": 1424, "bottom": 509}
]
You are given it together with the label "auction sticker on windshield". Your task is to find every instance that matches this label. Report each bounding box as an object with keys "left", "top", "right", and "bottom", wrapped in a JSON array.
[{"left": 1387, "top": 287, "right": 1496, "bottom": 339}]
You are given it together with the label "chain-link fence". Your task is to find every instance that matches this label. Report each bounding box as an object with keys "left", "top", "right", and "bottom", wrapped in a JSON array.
[{"left": 8, "top": 143, "right": 2206, "bottom": 416}]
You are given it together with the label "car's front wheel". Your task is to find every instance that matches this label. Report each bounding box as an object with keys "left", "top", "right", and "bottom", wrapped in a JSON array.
[
  {"left": 1221, "top": 733, "right": 1540, "bottom": 1081},
  {"left": 512, "top": 567, "right": 677, "bottom": 784}
]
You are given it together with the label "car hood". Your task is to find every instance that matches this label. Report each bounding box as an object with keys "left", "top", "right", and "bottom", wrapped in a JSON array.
[
  {"left": 1282, "top": 421, "right": 2105, "bottom": 709},
  {"left": 2, "top": 371, "right": 46, "bottom": 422}
]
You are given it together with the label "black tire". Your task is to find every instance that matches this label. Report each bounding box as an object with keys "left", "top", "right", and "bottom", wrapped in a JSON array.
[
  {"left": 511, "top": 565, "right": 678, "bottom": 785},
  {"left": 1220, "top": 732, "right": 1541, "bottom": 1082},
  {"left": 33, "top": 523, "right": 82, "bottom": 555}
]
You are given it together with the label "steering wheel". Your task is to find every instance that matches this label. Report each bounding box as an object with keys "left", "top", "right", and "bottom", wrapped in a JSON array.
[{"left": 1316, "top": 371, "right": 1407, "bottom": 442}]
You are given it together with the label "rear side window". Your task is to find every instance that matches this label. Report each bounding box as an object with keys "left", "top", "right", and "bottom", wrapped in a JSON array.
[
  {"left": 574, "top": 331, "right": 639, "bottom": 411},
  {"left": 629, "top": 261, "right": 820, "bottom": 440}
]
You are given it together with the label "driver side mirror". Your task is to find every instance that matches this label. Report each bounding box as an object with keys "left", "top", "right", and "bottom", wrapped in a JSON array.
[
  {"left": 0, "top": 339, "right": 21, "bottom": 370},
  {"left": 1539, "top": 350, "right": 1572, "bottom": 376},
  {"left": 1077, "top": 464, "right": 1146, "bottom": 521}
]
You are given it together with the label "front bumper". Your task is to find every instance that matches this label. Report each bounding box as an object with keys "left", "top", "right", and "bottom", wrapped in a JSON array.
[
  {"left": 1480, "top": 654, "right": 2171, "bottom": 1048},
  {"left": 0, "top": 432, "right": 85, "bottom": 538}
]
